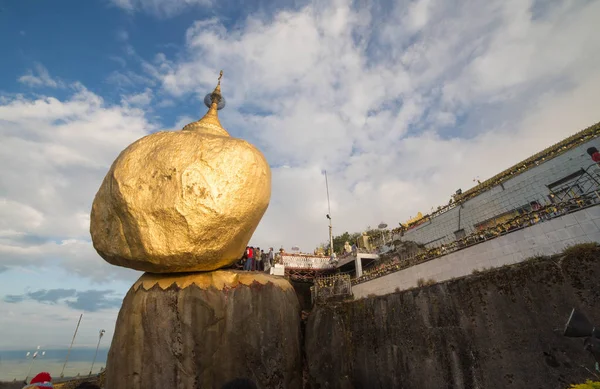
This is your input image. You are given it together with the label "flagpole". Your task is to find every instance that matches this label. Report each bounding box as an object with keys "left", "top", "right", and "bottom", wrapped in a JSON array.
[
  {"left": 89, "top": 329, "right": 105, "bottom": 377},
  {"left": 323, "top": 170, "right": 334, "bottom": 263},
  {"left": 61, "top": 313, "right": 82, "bottom": 378}
]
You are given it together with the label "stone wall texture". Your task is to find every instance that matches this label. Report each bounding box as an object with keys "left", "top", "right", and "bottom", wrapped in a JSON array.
[
  {"left": 403, "top": 138, "right": 600, "bottom": 247},
  {"left": 105, "top": 276, "right": 302, "bottom": 389},
  {"left": 354, "top": 205, "right": 600, "bottom": 298},
  {"left": 306, "top": 247, "right": 600, "bottom": 389}
]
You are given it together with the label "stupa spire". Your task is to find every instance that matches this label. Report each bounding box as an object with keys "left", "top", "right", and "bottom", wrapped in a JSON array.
[{"left": 182, "top": 70, "right": 229, "bottom": 136}]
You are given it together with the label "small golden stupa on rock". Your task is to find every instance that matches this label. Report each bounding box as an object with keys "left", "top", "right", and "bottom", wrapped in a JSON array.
[{"left": 90, "top": 71, "right": 271, "bottom": 273}]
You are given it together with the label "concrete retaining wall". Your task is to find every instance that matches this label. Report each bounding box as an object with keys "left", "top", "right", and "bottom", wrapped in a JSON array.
[
  {"left": 353, "top": 204, "right": 600, "bottom": 298},
  {"left": 307, "top": 247, "right": 600, "bottom": 389}
]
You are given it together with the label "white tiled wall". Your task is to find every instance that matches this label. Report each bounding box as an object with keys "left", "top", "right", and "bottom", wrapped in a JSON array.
[
  {"left": 402, "top": 138, "right": 600, "bottom": 248},
  {"left": 353, "top": 205, "right": 600, "bottom": 299}
]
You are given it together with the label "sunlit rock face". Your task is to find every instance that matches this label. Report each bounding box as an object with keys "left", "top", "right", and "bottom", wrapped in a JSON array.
[
  {"left": 105, "top": 271, "right": 303, "bottom": 389},
  {"left": 90, "top": 79, "right": 271, "bottom": 273}
]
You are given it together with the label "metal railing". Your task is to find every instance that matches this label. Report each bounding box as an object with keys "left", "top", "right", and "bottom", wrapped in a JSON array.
[
  {"left": 311, "top": 274, "right": 352, "bottom": 305},
  {"left": 353, "top": 179, "right": 600, "bottom": 286}
]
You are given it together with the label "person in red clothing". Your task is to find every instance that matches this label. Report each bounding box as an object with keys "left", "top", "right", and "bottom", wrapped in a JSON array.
[
  {"left": 587, "top": 147, "right": 600, "bottom": 164},
  {"left": 250, "top": 246, "right": 256, "bottom": 271},
  {"left": 22, "top": 372, "right": 53, "bottom": 388},
  {"left": 244, "top": 246, "right": 254, "bottom": 271}
]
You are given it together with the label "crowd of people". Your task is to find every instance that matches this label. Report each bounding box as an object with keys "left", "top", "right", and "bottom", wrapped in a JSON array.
[{"left": 238, "top": 246, "right": 276, "bottom": 272}]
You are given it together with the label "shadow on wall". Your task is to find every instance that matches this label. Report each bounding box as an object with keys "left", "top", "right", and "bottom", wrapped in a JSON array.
[
  {"left": 305, "top": 244, "right": 600, "bottom": 389},
  {"left": 290, "top": 280, "right": 313, "bottom": 312}
]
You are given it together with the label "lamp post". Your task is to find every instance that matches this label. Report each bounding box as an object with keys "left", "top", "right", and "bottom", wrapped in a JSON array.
[
  {"left": 25, "top": 346, "right": 45, "bottom": 383},
  {"left": 89, "top": 329, "right": 106, "bottom": 377}
]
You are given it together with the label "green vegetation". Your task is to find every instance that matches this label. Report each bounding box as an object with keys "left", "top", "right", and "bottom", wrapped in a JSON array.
[
  {"left": 319, "top": 225, "right": 398, "bottom": 255},
  {"left": 568, "top": 380, "right": 600, "bottom": 389},
  {"left": 332, "top": 231, "right": 362, "bottom": 253},
  {"left": 416, "top": 278, "right": 436, "bottom": 287},
  {"left": 563, "top": 242, "right": 599, "bottom": 258}
]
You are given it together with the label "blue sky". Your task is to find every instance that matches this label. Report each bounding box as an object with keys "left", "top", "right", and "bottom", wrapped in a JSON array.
[{"left": 0, "top": 0, "right": 599, "bottom": 353}]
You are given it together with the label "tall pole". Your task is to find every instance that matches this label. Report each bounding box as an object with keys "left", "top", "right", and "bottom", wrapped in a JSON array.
[
  {"left": 324, "top": 170, "right": 334, "bottom": 262},
  {"left": 61, "top": 313, "right": 83, "bottom": 378},
  {"left": 329, "top": 218, "right": 334, "bottom": 261},
  {"left": 89, "top": 329, "right": 105, "bottom": 377},
  {"left": 25, "top": 347, "right": 41, "bottom": 383}
]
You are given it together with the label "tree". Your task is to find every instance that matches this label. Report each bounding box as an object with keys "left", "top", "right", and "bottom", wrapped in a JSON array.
[
  {"left": 331, "top": 231, "right": 362, "bottom": 254},
  {"left": 332, "top": 231, "right": 350, "bottom": 254}
]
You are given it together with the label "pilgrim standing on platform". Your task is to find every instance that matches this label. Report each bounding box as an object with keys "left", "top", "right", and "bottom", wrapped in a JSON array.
[
  {"left": 249, "top": 246, "right": 255, "bottom": 271},
  {"left": 244, "top": 246, "right": 252, "bottom": 271},
  {"left": 268, "top": 247, "right": 274, "bottom": 267},
  {"left": 255, "top": 247, "right": 262, "bottom": 271}
]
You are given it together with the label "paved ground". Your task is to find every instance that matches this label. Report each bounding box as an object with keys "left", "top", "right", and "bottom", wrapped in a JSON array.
[{"left": 0, "top": 381, "right": 24, "bottom": 389}]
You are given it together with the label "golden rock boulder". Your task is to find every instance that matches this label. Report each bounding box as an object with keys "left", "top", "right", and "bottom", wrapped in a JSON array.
[{"left": 90, "top": 73, "right": 271, "bottom": 273}]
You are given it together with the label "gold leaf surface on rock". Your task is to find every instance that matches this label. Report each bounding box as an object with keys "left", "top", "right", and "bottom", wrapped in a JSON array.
[
  {"left": 90, "top": 72, "right": 271, "bottom": 273},
  {"left": 133, "top": 270, "right": 293, "bottom": 291}
]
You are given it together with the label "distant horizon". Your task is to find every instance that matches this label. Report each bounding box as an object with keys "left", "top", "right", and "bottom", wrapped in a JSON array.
[
  {"left": 0, "top": 348, "right": 108, "bottom": 381},
  {"left": 0, "top": 348, "right": 108, "bottom": 361},
  {"left": 0, "top": 346, "right": 110, "bottom": 352}
]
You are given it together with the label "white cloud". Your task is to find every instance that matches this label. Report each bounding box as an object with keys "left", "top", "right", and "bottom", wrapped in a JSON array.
[
  {"left": 18, "top": 63, "right": 64, "bottom": 88},
  {"left": 121, "top": 88, "right": 153, "bottom": 107},
  {"left": 0, "top": 83, "right": 152, "bottom": 280},
  {"left": 109, "top": 0, "right": 212, "bottom": 17},
  {"left": 0, "top": 238, "right": 139, "bottom": 283},
  {"left": 0, "top": 199, "right": 44, "bottom": 231},
  {"left": 2, "top": 0, "right": 600, "bottom": 271},
  {"left": 405, "top": 0, "right": 432, "bottom": 31},
  {"left": 145, "top": 0, "right": 600, "bottom": 251},
  {"left": 0, "top": 298, "right": 121, "bottom": 350},
  {"left": 109, "top": 55, "right": 127, "bottom": 68}
]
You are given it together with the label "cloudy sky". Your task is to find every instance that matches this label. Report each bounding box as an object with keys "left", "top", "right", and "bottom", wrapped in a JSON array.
[{"left": 0, "top": 0, "right": 599, "bottom": 350}]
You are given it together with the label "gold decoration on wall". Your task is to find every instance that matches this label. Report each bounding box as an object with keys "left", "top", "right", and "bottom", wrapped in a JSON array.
[
  {"left": 133, "top": 270, "right": 293, "bottom": 291},
  {"left": 90, "top": 71, "right": 272, "bottom": 273},
  {"left": 402, "top": 212, "right": 424, "bottom": 227}
]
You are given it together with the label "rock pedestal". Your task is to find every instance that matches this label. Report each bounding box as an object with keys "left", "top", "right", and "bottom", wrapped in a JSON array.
[{"left": 105, "top": 271, "right": 302, "bottom": 389}]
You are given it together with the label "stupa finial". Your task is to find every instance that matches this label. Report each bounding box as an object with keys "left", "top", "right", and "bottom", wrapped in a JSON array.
[
  {"left": 182, "top": 70, "right": 228, "bottom": 136},
  {"left": 211, "top": 70, "right": 223, "bottom": 98}
]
